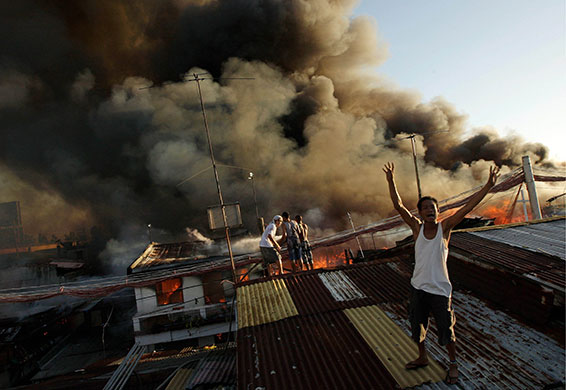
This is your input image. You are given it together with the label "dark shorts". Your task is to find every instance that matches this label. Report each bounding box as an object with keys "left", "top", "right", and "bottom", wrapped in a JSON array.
[
  {"left": 301, "top": 240, "right": 313, "bottom": 265},
  {"left": 287, "top": 238, "right": 302, "bottom": 262},
  {"left": 409, "top": 287, "right": 456, "bottom": 346},
  {"left": 260, "top": 246, "right": 281, "bottom": 266}
]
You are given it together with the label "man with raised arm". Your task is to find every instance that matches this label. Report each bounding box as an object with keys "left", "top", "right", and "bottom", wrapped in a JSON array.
[{"left": 383, "top": 162, "right": 499, "bottom": 385}]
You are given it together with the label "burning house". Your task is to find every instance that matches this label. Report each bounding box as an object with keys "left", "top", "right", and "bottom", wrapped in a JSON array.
[{"left": 128, "top": 240, "right": 263, "bottom": 349}]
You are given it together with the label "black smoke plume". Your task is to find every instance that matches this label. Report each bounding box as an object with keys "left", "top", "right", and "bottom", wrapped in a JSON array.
[{"left": 0, "top": 0, "right": 557, "bottom": 255}]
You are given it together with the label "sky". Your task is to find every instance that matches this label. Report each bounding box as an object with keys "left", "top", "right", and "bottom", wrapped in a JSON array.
[{"left": 353, "top": 0, "right": 566, "bottom": 162}]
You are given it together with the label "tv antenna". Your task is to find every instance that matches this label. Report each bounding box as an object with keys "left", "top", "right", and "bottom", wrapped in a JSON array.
[
  {"left": 185, "top": 72, "right": 254, "bottom": 282},
  {"left": 142, "top": 72, "right": 254, "bottom": 282}
]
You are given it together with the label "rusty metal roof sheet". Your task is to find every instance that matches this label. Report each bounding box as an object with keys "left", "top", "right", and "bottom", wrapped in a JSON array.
[
  {"left": 237, "top": 264, "right": 446, "bottom": 389},
  {"left": 450, "top": 232, "right": 565, "bottom": 291},
  {"left": 236, "top": 259, "right": 564, "bottom": 389},
  {"left": 237, "top": 310, "right": 399, "bottom": 389},
  {"left": 467, "top": 217, "right": 565, "bottom": 260}
]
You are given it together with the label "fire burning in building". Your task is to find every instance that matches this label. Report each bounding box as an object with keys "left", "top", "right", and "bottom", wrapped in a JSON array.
[
  {"left": 311, "top": 248, "right": 349, "bottom": 269},
  {"left": 478, "top": 200, "right": 532, "bottom": 225}
]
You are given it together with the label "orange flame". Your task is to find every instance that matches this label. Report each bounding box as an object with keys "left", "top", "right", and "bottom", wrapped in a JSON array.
[
  {"left": 156, "top": 278, "right": 183, "bottom": 305},
  {"left": 312, "top": 248, "right": 349, "bottom": 269},
  {"left": 476, "top": 198, "right": 530, "bottom": 225}
]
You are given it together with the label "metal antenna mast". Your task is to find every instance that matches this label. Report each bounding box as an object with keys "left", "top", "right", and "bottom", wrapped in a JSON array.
[
  {"left": 143, "top": 73, "right": 254, "bottom": 282},
  {"left": 408, "top": 134, "right": 422, "bottom": 200},
  {"left": 190, "top": 72, "right": 236, "bottom": 281}
]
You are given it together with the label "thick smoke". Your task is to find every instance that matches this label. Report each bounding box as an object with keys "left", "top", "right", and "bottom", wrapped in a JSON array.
[{"left": 0, "top": 0, "right": 559, "bottom": 250}]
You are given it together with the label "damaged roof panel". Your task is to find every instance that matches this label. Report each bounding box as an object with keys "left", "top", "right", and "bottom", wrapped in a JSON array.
[
  {"left": 467, "top": 217, "right": 565, "bottom": 260},
  {"left": 450, "top": 232, "right": 565, "bottom": 291},
  {"left": 129, "top": 241, "right": 209, "bottom": 271}
]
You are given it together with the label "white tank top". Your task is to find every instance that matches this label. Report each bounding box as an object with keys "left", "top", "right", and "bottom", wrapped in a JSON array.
[{"left": 411, "top": 223, "right": 452, "bottom": 297}]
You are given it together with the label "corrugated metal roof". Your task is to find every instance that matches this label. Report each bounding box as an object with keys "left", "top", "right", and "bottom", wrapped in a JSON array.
[
  {"left": 237, "top": 279, "right": 298, "bottom": 328},
  {"left": 237, "top": 265, "right": 444, "bottom": 389},
  {"left": 237, "top": 310, "right": 398, "bottom": 389},
  {"left": 186, "top": 349, "right": 236, "bottom": 389},
  {"left": 166, "top": 368, "right": 193, "bottom": 390},
  {"left": 468, "top": 218, "right": 565, "bottom": 260},
  {"left": 236, "top": 259, "right": 565, "bottom": 390},
  {"left": 450, "top": 232, "right": 565, "bottom": 291},
  {"left": 345, "top": 305, "right": 445, "bottom": 388},
  {"left": 447, "top": 250, "right": 556, "bottom": 324},
  {"left": 318, "top": 270, "right": 367, "bottom": 301}
]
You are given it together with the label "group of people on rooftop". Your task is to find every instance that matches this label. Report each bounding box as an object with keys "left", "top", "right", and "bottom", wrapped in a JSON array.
[
  {"left": 259, "top": 212, "right": 313, "bottom": 276},
  {"left": 257, "top": 161, "right": 500, "bottom": 385}
]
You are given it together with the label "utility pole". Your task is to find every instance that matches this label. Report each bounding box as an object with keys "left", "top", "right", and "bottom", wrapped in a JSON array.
[
  {"left": 522, "top": 155, "right": 542, "bottom": 220},
  {"left": 378, "top": 131, "right": 450, "bottom": 200},
  {"left": 408, "top": 135, "right": 422, "bottom": 200},
  {"left": 191, "top": 73, "right": 237, "bottom": 282},
  {"left": 518, "top": 189, "right": 529, "bottom": 222}
]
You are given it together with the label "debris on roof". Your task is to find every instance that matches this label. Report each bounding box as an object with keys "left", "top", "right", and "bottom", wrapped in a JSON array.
[{"left": 129, "top": 241, "right": 210, "bottom": 272}]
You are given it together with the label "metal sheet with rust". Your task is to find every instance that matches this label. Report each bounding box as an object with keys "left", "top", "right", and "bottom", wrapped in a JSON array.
[
  {"left": 450, "top": 232, "right": 565, "bottom": 289},
  {"left": 236, "top": 251, "right": 564, "bottom": 389},
  {"left": 237, "top": 310, "right": 398, "bottom": 390}
]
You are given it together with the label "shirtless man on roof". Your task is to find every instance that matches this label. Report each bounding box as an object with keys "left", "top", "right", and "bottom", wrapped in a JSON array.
[{"left": 384, "top": 162, "right": 499, "bottom": 385}]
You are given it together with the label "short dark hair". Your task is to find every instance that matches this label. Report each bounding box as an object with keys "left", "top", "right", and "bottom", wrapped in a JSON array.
[
  {"left": 417, "top": 196, "right": 438, "bottom": 211},
  {"left": 281, "top": 211, "right": 289, "bottom": 219},
  {"left": 295, "top": 215, "right": 302, "bottom": 221}
]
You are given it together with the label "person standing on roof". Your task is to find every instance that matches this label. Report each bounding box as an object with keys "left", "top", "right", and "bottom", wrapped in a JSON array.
[
  {"left": 383, "top": 162, "right": 499, "bottom": 385},
  {"left": 259, "top": 215, "right": 284, "bottom": 276},
  {"left": 281, "top": 211, "right": 303, "bottom": 272},
  {"left": 295, "top": 215, "right": 314, "bottom": 271}
]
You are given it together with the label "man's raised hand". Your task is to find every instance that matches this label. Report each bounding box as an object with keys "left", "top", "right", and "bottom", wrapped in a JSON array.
[{"left": 383, "top": 162, "right": 395, "bottom": 182}]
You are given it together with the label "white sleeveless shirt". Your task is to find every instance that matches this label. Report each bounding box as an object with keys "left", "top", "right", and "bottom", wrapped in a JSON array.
[{"left": 411, "top": 223, "right": 452, "bottom": 297}]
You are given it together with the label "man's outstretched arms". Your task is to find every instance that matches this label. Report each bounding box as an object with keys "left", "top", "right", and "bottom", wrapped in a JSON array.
[
  {"left": 383, "top": 162, "right": 420, "bottom": 235},
  {"left": 442, "top": 166, "right": 500, "bottom": 232}
]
